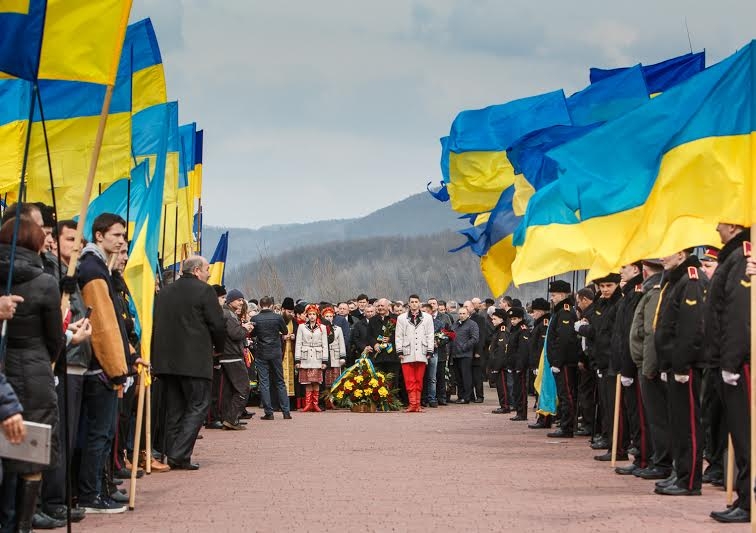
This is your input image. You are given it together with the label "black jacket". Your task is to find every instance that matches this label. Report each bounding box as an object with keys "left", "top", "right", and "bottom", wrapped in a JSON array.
[
  {"left": 506, "top": 323, "right": 531, "bottom": 371},
  {"left": 368, "top": 314, "right": 398, "bottom": 363},
  {"left": 590, "top": 288, "right": 622, "bottom": 372},
  {"left": 654, "top": 256, "right": 707, "bottom": 374},
  {"left": 529, "top": 313, "right": 550, "bottom": 369},
  {"left": 705, "top": 230, "right": 750, "bottom": 372},
  {"left": 547, "top": 297, "right": 579, "bottom": 367},
  {"left": 612, "top": 273, "right": 645, "bottom": 377},
  {"left": 488, "top": 325, "right": 508, "bottom": 371},
  {"left": 221, "top": 306, "right": 247, "bottom": 360},
  {"left": 0, "top": 244, "right": 63, "bottom": 473},
  {"left": 451, "top": 318, "right": 479, "bottom": 359},
  {"left": 470, "top": 312, "right": 490, "bottom": 367},
  {"left": 575, "top": 303, "right": 596, "bottom": 367},
  {"left": 152, "top": 275, "right": 225, "bottom": 380},
  {"left": 349, "top": 316, "right": 371, "bottom": 360},
  {"left": 250, "top": 309, "right": 287, "bottom": 361}
]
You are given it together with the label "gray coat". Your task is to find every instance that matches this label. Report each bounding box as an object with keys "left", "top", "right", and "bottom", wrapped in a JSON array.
[
  {"left": 629, "top": 272, "right": 662, "bottom": 378},
  {"left": 451, "top": 318, "right": 479, "bottom": 359}
]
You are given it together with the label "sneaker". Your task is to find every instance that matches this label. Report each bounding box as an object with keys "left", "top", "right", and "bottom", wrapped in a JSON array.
[{"left": 79, "top": 495, "right": 126, "bottom": 514}]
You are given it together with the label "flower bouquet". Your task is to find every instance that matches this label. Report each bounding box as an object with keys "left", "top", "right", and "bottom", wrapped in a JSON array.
[
  {"left": 375, "top": 317, "right": 397, "bottom": 354},
  {"left": 434, "top": 328, "right": 456, "bottom": 348},
  {"left": 326, "top": 354, "right": 403, "bottom": 412}
]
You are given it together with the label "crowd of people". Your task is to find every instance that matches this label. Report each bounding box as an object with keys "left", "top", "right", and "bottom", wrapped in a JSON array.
[{"left": 0, "top": 204, "right": 751, "bottom": 530}]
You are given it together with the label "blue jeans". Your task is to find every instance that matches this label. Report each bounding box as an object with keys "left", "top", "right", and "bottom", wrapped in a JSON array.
[
  {"left": 424, "top": 353, "right": 438, "bottom": 403},
  {"left": 78, "top": 375, "right": 117, "bottom": 502},
  {"left": 255, "top": 358, "right": 290, "bottom": 416}
]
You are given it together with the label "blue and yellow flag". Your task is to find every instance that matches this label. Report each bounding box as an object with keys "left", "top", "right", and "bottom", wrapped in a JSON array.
[
  {"left": 510, "top": 44, "right": 753, "bottom": 285},
  {"left": 0, "top": 0, "right": 132, "bottom": 84},
  {"left": 534, "top": 332, "right": 557, "bottom": 416},
  {"left": 590, "top": 51, "right": 705, "bottom": 95},
  {"left": 208, "top": 232, "right": 228, "bottom": 286},
  {"left": 191, "top": 129, "right": 203, "bottom": 201},
  {"left": 160, "top": 122, "right": 196, "bottom": 267},
  {"left": 127, "top": 18, "right": 167, "bottom": 114},
  {"left": 444, "top": 90, "right": 571, "bottom": 213}
]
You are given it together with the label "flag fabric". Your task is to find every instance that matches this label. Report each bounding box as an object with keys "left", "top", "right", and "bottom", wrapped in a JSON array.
[
  {"left": 534, "top": 339, "right": 557, "bottom": 416},
  {"left": 590, "top": 51, "right": 705, "bottom": 95},
  {"left": 127, "top": 18, "right": 167, "bottom": 114},
  {"left": 444, "top": 90, "right": 571, "bottom": 213},
  {"left": 511, "top": 43, "right": 752, "bottom": 286},
  {"left": 208, "top": 232, "right": 228, "bottom": 286},
  {"left": 0, "top": 0, "right": 132, "bottom": 84},
  {"left": 190, "top": 129, "right": 203, "bottom": 200}
]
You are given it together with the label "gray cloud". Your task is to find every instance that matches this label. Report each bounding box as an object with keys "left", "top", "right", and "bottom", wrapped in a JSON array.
[{"left": 129, "top": 0, "right": 756, "bottom": 228}]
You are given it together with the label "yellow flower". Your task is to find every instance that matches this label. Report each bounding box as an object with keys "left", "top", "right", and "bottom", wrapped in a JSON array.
[
  {"left": 354, "top": 389, "right": 363, "bottom": 398},
  {"left": 376, "top": 372, "right": 385, "bottom": 380},
  {"left": 365, "top": 387, "right": 373, "bottom": 395},
  {"left": 344, "top": 381, "right": 353, "bottom": 390},
  {"left": 369, "top": 378, "right": 379, "bottom": 387},
  {"left": 378, "top": 387, "right": 388, "bottom": 398},
  {"left": 354, "top": 375, "right": 364, "bottom": 384},
  {"left": 336, "top": 391, "right": 344, "bottom": 399}
]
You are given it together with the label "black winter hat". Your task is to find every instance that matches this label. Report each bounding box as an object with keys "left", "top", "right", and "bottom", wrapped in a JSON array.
[
  {"left": 548, "top": 280, "right": 571, "bottom": 293},
  {"left": 213, "top": 284, "right": 227, "bottom": 297},
  {"left": 492, "top": 309, "right": 507, "bottom": 320},
  {"left": 531, "top": 298, "right": 550, "bottom": 311},
  {"left": 282, "top": 297, "right": 295, "bottom": 311},
  {"left": 507, "top": 307, "right": 525, "bottom": 319}
]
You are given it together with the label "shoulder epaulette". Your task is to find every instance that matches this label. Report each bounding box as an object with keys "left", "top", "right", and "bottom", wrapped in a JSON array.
[
  {"left": 634, "top": 284, "right": 643, "bottom": 292},
  {"left": 744, "top": 241, "right": 752, "bottom": 257},
  {"left": 520, "top": 324, "right": 528, "bottom": 330},
  {"left": 563, "top": 303, "right": 570, "bottom": 311},
  {"left": 543, "top": 318, "right": 549, "bottom": 326},
  {"left": 687, "top": 266, "right": 699, "bottom": 280}
]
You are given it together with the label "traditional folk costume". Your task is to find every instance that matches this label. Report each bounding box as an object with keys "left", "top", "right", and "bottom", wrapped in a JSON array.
[
  {"left": 322, "top": 307, "right": 347, "bottom": 388},
  {"left": 395, "top": 310, "right": 434, "bottom": 412},
  {"left": 295, "top": 305, "right": 329, "bottom": 412}
]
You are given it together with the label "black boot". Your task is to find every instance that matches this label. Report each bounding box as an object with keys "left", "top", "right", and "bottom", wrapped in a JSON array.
[{"left": 15, "top": 477, "right": 41, "bottom": 533}]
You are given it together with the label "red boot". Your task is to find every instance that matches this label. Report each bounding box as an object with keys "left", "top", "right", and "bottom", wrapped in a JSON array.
[
  {"left": 415, "top": 390, "right": 424, "bottom": 413},
  {"left": 302, "top": 390, "right": 314, "bottom": 412},
  {"left": 311, "top": 388, "right": 322, "bottom": 412}
]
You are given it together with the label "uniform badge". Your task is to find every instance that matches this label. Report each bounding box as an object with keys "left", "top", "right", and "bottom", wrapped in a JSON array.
[
  {"left": 741, "top": 279, "right": 751, "bottom": 288},
  {"left": 635, "top": 284, "right": 643, "bottom": 292},
  {"left": 687, "top": 266, "right": 699, "bottom": 280},
  {"left": 744, "top": 241, "right": 752, "bottom": 257},
  {"left": 684, "top": 298, "right": 697, "bottom": 306},
  {"left": 563, "top": 303, "right": 570, "bottom": 310},
  {"left": 562, "top": 320, "right": 569, "bottom": 324}
]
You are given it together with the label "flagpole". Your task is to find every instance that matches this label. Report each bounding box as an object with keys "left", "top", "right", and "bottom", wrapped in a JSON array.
[
  {"left": 172, "top": 203, "right": 178, "bottom": 276},
  {"left": 128, "top": 373, "right": 146, "bottom": 510},
  {"left": 726, "top": 434, "right": 735, "bottom": 506},
  {"left": 144, "top": 380, "right": 152, "bottom": 475},
  {"left": 610, "top": 375, "right": 621, "bottom": 467},
  {"left": 61, "top": 84, "right": 115, "bottom": 311}
]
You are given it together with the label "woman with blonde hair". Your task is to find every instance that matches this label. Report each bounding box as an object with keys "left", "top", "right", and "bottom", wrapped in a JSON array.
[{"left": 295, "top": 304, "right": 329, "bottom": 412}]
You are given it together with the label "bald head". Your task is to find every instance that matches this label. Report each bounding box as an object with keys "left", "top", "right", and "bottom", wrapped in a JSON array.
[
  {"left": 463, "top": 300, "right": 475, "bottom": 313},
  {"left": 182, "top": 256, "right": 210, "bottom": 282}
]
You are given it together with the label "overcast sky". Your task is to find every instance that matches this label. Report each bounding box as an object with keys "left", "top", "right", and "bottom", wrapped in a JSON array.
[{"left": 130, "top": 0, "right": 756, "bottom": 228}]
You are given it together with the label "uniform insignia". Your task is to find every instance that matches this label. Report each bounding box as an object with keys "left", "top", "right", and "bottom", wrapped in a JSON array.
[
  {"left": 741, "top": 279, "right": 752, "bottom": 288},
  {"left": 684, "top": 298, "right": 697, "bottom": 306},
  {"left": 687, "top": 266, "right": 699, "bottom": 280},
  {"left": 543, "top": 318, "right": 548, "bottom": 326},
  {"left": 744, "top": 241, "right": 752, "bottom": 257},
  {"left": 595, "top": 311, "right": 602, "bottom": 315},
  {"left": 563, "top": 303, "right": 570, "bottom": 310},
  {"left": 562, "top": 320, "right": 569, "bottom": 324},
  {"left": 521, "top": 324, "right": 528, "bottom": 330},
  {"left": 635, "top": 284, "right": 643, "bottom": 292}
]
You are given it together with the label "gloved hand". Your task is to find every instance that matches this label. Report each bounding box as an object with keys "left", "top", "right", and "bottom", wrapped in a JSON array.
[
  {"left": 123, "top": 376, "right": 135, "bottom": 393},
  {"left": 673, "top": 373, "right": 689, "bottom": 384},
  {"left": 573, "top": 321, "right": 582, "bottom": 333},
  {"left": 532, "top": 369, "right": 538, "bottom": 376},
  {"left": 620, "top": 376, "right": 634, "bottom": 387},
  {"left": 551, "top": 366, "right": 561, "bottom": 374},
  {"left": 722, "top": 370, "right": 741, "bottom": 386},
  {"left": 507, "top": 369, "right": 513, "bottom": 374},
  {"left": 59, "top": 275, "right": 78, "bottom": 295},
  {"left": 660, "top": 372, "right": 667, "bottom": 382},
  {"left": 596, "top": 370, "right": 603, "bottom": 378}
]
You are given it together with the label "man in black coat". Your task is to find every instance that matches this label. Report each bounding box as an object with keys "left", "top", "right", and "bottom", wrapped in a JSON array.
[
  {"left": 528, "top": 298, "right": 552, "bottom": 429},
  {"left": 250, "top": 296, "right": 291, "bottom": 420},
  {"left": 546, "top": 280, "right": 580, "bottom": 438},
  {"left": 506, "top": 307, "right": 530, "bottom": 421},
  {"left": 466, "top": 300, "right": 490, "bottom": 403},
  {"left": 152, "top": 256, "right": 225, "bottom": 470}
]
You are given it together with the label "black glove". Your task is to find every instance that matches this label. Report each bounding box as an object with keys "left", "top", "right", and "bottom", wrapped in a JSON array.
[{"left": 59, "top": 275, "right": 78, "bottom": 295}]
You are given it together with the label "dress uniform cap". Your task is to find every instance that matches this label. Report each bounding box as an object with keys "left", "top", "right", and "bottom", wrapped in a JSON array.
[
  {"left": 492, "top": 309, "right": 507, "bottom": 320},
  {"left": 531, "top": 298, "right": 550, "bottom": 311},
  {"left": 507, "top": 307, "right": 525, "bottom": 319},
  {"left": 548, "top": 280, "right": 571, "bottom": 293}
]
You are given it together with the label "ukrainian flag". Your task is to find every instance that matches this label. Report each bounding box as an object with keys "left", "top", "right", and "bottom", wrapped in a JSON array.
[
  {"left": 191, "top": 129, "right": 203, "bottom": 201},
  {"left": 590, "top": 51, "right": 705, "bottom": 95},
  {"left": 511, "top": 43, "right": 754, "bottom": 286},
  {"left": 207, "top": 232, "right": 228, "bottom": 286},
  {"left": 127, "top": 18, "right": 167, "bottom": 114},
  {"left": 0, "top": 0, "right": 132, "bottom": 84},
  {"left": 444, "top": 90, "right": 571, "bottom": 213}
]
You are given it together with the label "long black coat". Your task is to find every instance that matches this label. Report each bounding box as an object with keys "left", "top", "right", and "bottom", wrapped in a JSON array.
[
  {"left": 152, "top": 275, "right": 225, "bottom": 380},
  {"left": 0, "top": 244, "right": 64, "bottom": 473}
]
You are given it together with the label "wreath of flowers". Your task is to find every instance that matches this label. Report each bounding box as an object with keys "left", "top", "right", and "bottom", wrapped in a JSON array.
[{"left": 326, "top": 353, "right": 403, "bottom": 411}]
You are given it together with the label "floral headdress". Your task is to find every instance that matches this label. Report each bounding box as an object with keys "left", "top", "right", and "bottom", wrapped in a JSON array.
[{"left": 320, "top": 306, "right": 335, "bottom": 317}]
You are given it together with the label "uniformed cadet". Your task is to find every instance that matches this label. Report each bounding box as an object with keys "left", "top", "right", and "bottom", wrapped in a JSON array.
[
  {"left": 653, "top": 248, "right": 707, "bottom": 496},
  {"left": 707, "top": 226, "right": 750, "bottom": 523},
  {"left": 546, "top": 280, "right": 580, "bottom": 438},
  {"left": 528, "top": 298, "right": 552, "bottom": 429},
  {"left": 573, "top": 287, "right": 596, "bottom": 437},
  {"left": 488, "top": 309, "right": 511, "bottom": 414},
  {"left": 506, "top": 307, "right": 530, "bottom": 421},
  {"left": 613, "top": 262, "right": 650, "bottom": 476}
]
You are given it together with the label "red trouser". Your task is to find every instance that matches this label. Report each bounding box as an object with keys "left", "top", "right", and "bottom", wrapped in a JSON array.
[{"left": 401, "top": 362, "right": 427, "bottom": 393}]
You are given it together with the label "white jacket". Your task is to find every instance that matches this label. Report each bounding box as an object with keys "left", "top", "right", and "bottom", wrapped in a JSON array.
[
  {"left": 328, "top": 325, "right": 346, "bottom": 367},
  {"left": 395, "top": 311, "right": 435, "bottom": 364},
  {"left": 295, "top": 323, "right": 329, "bottom": 369}
]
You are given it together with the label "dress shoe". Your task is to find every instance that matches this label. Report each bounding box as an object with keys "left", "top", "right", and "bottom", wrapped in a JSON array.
[
  {"left": 438, "top": 400, "right": 448, "bottom": 406},
  {"left": 222, "top": 420, "right": 247, "bottom": 430},
  {"left": 261, "top": 414, "right": 275, "bottom": 420},
  {"left": 594, "top": 451, "right": 628, "bottom": 462},
  {"left": 455, "top": 399, "right": 470, "bottom": 404},
  {"left": 283, "top": 412, "right": 292, "bottom": 419},
  {"left": 43, "top": 504, "right": 86, "bottom": 523},
  {"left": 711, "top": 507, "right": 750, "bottom": 523},
  {"left": 590, "top": 439, "right": 610, "bottom": 450},
  {"left": 528, "top": 421, "right": 548, "bottom": 429},
  {"left": 615, "top": 464, "right": 640, "bottom": 476},
  {"left": 547, "top": 429, "right": 573, "bottom": 438},
  {"left": 196, "top": 434, "right": 204, "bottom": 439},
  {"left": 114, "top": 466, "right": 143, "bottom": 479},
  {"left": 655, "top": 485, "right": 701, "bottom": 496},
  {"left": 637, "top": 467, "right": 670, "bottom": 480},
  {"left": 655, "top": 475, "right": 677, "bottom": 489},
  {"left": 491, "top": 408, "right": 506, "bottom": 414},
  {"left": 702, "top": 469, "right": 722, "bottom": 484},
  {"left": 627, "top": 446, "right": 640, "bottom": 457},
  {"left": 472, "top": 398, "right": 484, "bottom": 403},
  {"left": 574, "top": 427, "right": 592, "bottom": 437},
  {"left": 428, "top": 401, "right": 438, "bottom": 408},
  {"left": 204, "top": 421, "right": 224, "bottom": 430},
  {"left": 239, "top": 411, "right": 254, "bottom": 419},
  {"left": 510, "top": 415, "right": 527, "bottom": 421},
  {"left": 167, "top": 460, "right": 200, "bottom": 471},
  {"left": 710, "top": 477, "right": 725, "bottom": 487},
  {"left": 32, "top": 511, "right": 66, "bottom": 529},
  {"left": 139, "top": 450, "right": 171, "bottom": 473}
]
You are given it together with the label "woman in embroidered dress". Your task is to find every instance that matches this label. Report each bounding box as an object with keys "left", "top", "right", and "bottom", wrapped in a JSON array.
[{"left": 295, "top": 304, "right": 329, "bottom": 412}]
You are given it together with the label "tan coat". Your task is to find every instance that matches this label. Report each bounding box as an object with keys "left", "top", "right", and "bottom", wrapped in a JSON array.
[{"left": 295, "top": 323, "right": 329, "bottom": 369}]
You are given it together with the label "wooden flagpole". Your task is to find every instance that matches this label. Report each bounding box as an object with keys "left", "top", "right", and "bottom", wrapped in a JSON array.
[
  {"left": 726, "top": 434, "right": 735, "bottom": 506},
  {"left": 144, "top": 381, "right": 152, "bottom": 475},
  {"left": 750, "top": 223, "right": 755, "bottom": 532},
  {"left": 128, "top": 373, "right": 146, "bottom": 510},
  {"left": 610, "top": 375, "right": 621, "bottom": 467},
  {"left": 61, "top": 84, "right": 114, "bottom": 311}
]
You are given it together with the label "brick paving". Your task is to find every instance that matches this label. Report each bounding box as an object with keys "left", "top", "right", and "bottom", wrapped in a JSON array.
[{"left": 80, "top": 394, "right": 744, "bottom": 532}]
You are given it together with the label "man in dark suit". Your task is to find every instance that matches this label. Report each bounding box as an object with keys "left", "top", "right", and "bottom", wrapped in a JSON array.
[
  {"left": 152, "top": 256, "right": 225, "bottom": 470},
  {"left": 251, "top": 296, "right": 292, "bottom": 420}
]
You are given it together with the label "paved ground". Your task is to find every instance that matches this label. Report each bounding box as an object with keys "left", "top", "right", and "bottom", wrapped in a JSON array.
[{"left": 80, "top": 395, "right": 745, "bottom": 533}]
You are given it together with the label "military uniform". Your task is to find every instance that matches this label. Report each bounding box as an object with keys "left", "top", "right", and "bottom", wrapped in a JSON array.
[
  {"left": 547, "top": 293, "right": 580, "bottom": 437},
  {"left": 505, "top": 308, "right": 530, "bottom": 421},
  {"left": 654, "top": 255, "right": 707, "bottom": 495},
  {"left": 528, "top": 305, "right": 552, "bottom": 429},
  {"left": 488, "top": 320, "right": 510, "bottom": 412}
]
